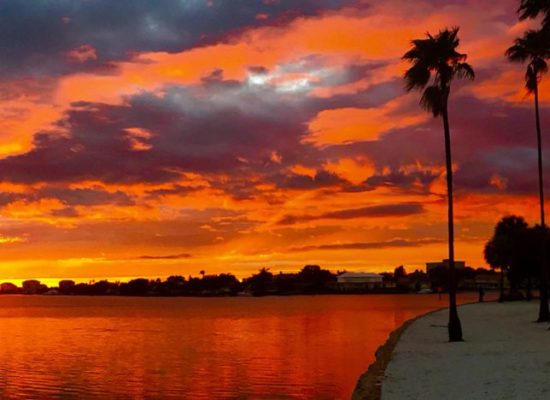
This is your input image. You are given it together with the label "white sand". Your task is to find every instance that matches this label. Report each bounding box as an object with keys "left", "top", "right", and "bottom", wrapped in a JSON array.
[{"left": 382, "top": 302, "right": 550, "bottom": 400}]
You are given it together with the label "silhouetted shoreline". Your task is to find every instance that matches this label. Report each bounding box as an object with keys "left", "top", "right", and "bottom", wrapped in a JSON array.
[{"left": 1, "top": 264, "right": 500, "bottom": 297}]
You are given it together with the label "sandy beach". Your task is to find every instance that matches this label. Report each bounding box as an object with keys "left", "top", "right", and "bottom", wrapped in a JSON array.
[{"left": 366, "top": 302, "right": 550, "bottom": 399}]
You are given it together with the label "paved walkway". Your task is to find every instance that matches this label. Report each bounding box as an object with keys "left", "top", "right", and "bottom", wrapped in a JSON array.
[{"left": 382, "top": 302, "right": 550, "bottom": 400}]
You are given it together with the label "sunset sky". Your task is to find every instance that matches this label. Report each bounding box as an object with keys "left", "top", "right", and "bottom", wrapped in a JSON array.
[{"left": 0, "top": 0, "right": 547, "bottom": 283}]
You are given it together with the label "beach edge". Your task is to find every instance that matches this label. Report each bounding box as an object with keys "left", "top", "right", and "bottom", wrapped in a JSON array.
[
  {"left": 351, "top": 305, "right": 449, "bottom": 400},
  {"left": 351, "top": 317, "right": 415, "bottom": 400}
]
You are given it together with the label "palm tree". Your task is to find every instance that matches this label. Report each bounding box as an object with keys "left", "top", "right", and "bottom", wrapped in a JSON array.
[
  {"left": 403, "top": 27, "right": 474, "bottom": 342},
  {"left": 518, "top": 0, "right": 550, "bottom": 28},
  {"left": 507, "top": 29, "right": 550, "bottom": 321}
]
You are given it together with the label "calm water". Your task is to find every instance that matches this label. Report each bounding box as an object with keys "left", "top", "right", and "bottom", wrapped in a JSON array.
[{"left": 0, "top": 293, "right": 484, "bottom": 399}]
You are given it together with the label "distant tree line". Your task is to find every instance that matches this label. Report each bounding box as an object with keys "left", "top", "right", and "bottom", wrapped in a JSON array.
[
  {"left": 0, "top": 265, "right": 340, "bottom": 297},
  {"left": 0, "top": 264, "right": 501, "bottom": 297}
]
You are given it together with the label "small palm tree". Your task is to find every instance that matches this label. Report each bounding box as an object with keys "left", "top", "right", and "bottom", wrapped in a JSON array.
[
  {"left": 403, "top": 27, "right": 474, "bottom": 342},
  {"left": 506, "top": 29, "right": 550, "bottom": 321}
]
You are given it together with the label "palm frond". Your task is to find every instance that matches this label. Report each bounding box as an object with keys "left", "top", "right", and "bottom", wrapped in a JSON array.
[
  {"left": 507, "top": 28, "right": 550, "bottom": 94},
  {"left": 533, "top": 57, "right": 549, "bottom": 74},
  {"left": 402, "top": 27, "right": 474, "bottom": 118},
  {"left": 420, "top": 85, "right": 444, "bottom": 117},
  {"left": 518, "top": 0, "right": 550, "bottom": 22},
  {"left": 455, "top": 62, "right": 475, "bottom": 80},
  {"left": 404, "top": 62, "right": 431, "bottom": 92},
  {"left": 506, "top": 42, "right": 530, "bottom": 63}
]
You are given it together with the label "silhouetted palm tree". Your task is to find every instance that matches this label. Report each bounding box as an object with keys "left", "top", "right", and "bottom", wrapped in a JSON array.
[
  {"left": 507, "top": 29, "right": 550, "bottom": 321},
  {"left": 518, "top": 0, "right": 550, "bottom": 28},
  {"left": 403, "top": 27, "right": 474, "bottom": 342}
]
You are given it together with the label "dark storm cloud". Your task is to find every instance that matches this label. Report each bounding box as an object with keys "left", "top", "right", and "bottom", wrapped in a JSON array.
[
  {"left": 0, "top": 0, "right": 355, "bottom": 77},
  {"left": 50, "top": 206, "right": 79, "bottom": 218},
  {"left": 39, "top": 187, "right": 135, "bottom": 206},
  {"left": 1, "top": 55, "right": 545, "bottom": 200},
  {"left": 0, "top": 65, "right": 388, "bottom": 189},
  {"left": 145, "top": 185, "right": 205, "bottom": 199},
  {"left": 0, "top": 187, "right": 135, "bottom": 209},
  {"left": 277, "top": 203, "right": 424, "bottom": 225},
  {"left": 0, "top": 127, "right": 180, "bottom": 184},
  {"left": 0, "top": 192, "right": 26, "bottom": 206},
  {"left": 271, "top": 170, "right": 348, "bottom": 190},
  {"left": 332, "top": 93, "right": 539, "bottom": 166},
  {"left": 362, "top": 170, "right": 440, "bottom": 191}
]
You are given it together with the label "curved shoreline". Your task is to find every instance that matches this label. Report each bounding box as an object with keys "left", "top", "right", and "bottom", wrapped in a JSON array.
[
  {"left": 355, "top": 300, "right": 550, "bottom": 400},
  {"left": 351, "top": 306, "right": 447, "bottom": 400}
]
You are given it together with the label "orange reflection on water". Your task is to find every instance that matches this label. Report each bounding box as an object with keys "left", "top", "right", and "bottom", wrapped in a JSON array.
[{"left": 0, "top": 293, "right": 488, "bottom": 399}]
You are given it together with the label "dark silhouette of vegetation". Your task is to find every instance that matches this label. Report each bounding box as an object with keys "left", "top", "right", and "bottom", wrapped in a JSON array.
[
  {"left": 0, "top": 264, "right": 499, "bottom": 297},
  {"left": 243, "top": 265, "right": 337, "bottom": 296},
  {"left": 426, "top": 264, "right": 490, "bottom": 293},
  {"left": 484, "top": 216, "right": 529, "bottom": 301},
  {"left": 484, "top": 216, "right": 550, "bottom": 303},
  {"left": 519, "top": 0, "right": 550, "bottom": 29},
  {"left": 507, "top": 16, "right": 550, "bottom": 321},
  {"left": 484, "top": 240, "right": 504, "bottom": 301},
  {"left": 394, "top": 265, "right": 406, "bottom": 280},
  {"left": 245, "top": 267, "right": 274, "bottom": 296},
  {"left": 428, "top": 265, "right": 452, "bottom": 293},
  {"left": 524, "top": 224, "right": 550, "bottom": 301},
  {"left": 21, "top": 280, "right": 48, "bottom": 295},
  {"left": 403, "top": 27, "right": 474, "bottom": 342},
  {"left": 297, "top": 265, "right": 334, "bottom": 293}
]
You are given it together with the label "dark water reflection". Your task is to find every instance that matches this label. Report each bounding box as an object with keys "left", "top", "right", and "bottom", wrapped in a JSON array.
[{"left": 0, "top": 293, "right": 486, "bottom": 399}]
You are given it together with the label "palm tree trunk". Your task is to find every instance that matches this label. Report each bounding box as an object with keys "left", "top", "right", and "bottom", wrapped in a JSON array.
[
  {"left": 442, "top": 103, "right": 463, "bottom": 342},
  {"left": 534, "top": 82, "right": 550, "bottom": 322}
]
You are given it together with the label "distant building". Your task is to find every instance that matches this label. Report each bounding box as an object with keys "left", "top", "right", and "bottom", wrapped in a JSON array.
[
  {"left": 337, "top": 272, "right": 383, "bottom": 292},
  {"left": 0, "top": 282, "right": 18, "bottom": 294},
  {"left": 426, "top": 259, "right": 466, "bottom": 272}
]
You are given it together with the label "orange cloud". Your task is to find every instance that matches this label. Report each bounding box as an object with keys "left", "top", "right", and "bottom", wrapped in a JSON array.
[
  {"left": 324, "top": 157, "right": 374, "bottom": 185},
  {"left": 305, "top": 97, "right": 427, "bottom": 146}
]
